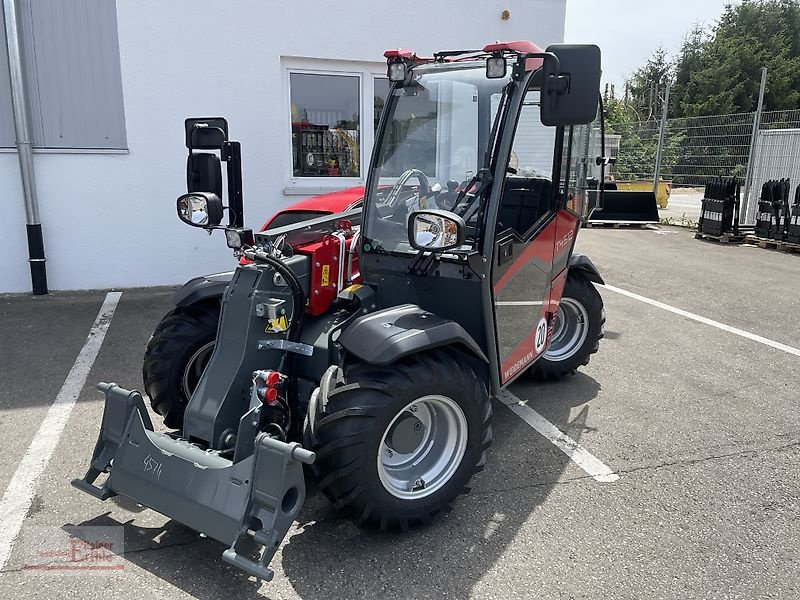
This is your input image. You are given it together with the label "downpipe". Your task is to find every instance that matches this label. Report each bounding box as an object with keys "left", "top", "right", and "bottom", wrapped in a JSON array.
[{"left": 3, "top": 0, "right": 47, "bottom": 294}]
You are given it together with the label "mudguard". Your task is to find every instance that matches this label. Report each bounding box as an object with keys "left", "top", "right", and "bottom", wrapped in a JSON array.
[
  {"left": 568, "top": 254, "right": 604, "bottom": 285},
  {"left": 173, "top": 271, "right": 234, "bottom": 307},
  {"left": 72, "top": 382, "right": 314, "bottom": 581},
  {"left": 339, "top": 304, "right": 488, "bottom": 366}
]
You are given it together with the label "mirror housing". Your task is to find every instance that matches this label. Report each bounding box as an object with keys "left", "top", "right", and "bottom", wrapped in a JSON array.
[
  {"left": 187, "top": 152, "right": 223, "bottom": 198},
  {"left": 185, "top": 117, "right": 228, "bottom": 150},
  {"left": 177, "top": 192, "right": 224, "bottom": 228},
  {"left": 408, "top": 209, "right": 466, "bottom": 251},
  {"left": 540, "top": 44, "right": 602, "bottom": 126}
]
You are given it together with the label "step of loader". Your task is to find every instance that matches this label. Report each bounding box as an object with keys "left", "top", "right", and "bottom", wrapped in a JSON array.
[{"left": 72, "top": 383, "right": 314, "bottom": 581}]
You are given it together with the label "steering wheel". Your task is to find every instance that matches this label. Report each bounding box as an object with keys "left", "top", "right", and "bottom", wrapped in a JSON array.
[{"left": 384, "top": 169, "right": 431, "bottom": 218}]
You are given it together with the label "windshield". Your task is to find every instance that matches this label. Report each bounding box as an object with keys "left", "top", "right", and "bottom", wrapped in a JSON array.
[{"left": 363, "top": 63, "right": 511, "bottom": 254}]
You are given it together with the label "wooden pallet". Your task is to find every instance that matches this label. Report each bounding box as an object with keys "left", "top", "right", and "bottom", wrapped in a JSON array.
[
  {"left": 744, "top": 235, "right": 800, "bottom": 254},
  {"left": 694, "top": 231, "right": 747, "bottom": 244},
  {"left": 585, "top": 222, "right": 655, "bottom": 229}
]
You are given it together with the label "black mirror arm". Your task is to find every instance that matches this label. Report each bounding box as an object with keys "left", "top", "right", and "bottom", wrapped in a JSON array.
[{"left": 512, "top": 51, "right": 561, "bottom": 80}]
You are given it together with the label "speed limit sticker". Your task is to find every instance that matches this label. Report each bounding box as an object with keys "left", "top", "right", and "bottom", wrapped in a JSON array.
[{"left": 534, "top": 317, "right": 548, "bottom": 354}]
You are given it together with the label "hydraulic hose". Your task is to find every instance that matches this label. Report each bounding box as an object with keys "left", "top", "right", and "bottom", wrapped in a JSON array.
[
  {"left": 244, "top": 249, "right": 307, "bottom": 431},
  {"left": 244, "top": 249, "right": 306, "bottom": 342}
]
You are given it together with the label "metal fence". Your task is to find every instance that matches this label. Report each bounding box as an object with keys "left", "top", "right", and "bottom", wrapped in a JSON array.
[
  {"left": 609, "top": 112, "right": 756, "bottom": 185},
  {"left": 608, "top": 69, "right": 800, "bottom": 224}
]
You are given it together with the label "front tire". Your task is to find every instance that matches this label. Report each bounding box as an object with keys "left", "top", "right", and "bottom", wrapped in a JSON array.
[
  {"left": 142, "top": 302, "right": 219, "bottom": 429},
  {"left": 529, "top": 273, "right": 604, "bottom": 381},
  {"left": 309, "top": 350, "right": 492, "bottom": 529}
]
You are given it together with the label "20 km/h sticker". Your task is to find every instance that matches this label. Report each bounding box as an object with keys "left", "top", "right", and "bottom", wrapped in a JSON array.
[{"left": 534, "top": 317, "right": 548, "bottom": 354}]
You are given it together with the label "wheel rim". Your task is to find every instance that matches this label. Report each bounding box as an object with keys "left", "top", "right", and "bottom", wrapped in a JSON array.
[
  {"left": 181, "top": 341, "right": 215, "bottom": 399},
  {"left": 543, "top": 298, "right": 589, "bottom": 362},
  {"left": 377, "top": 395, "right": 468, "bottom": 500}
]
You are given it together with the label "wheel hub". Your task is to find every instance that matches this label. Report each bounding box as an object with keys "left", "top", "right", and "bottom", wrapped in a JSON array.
[
  {"left": 377, "top": 395, "right": 468, "bottom": 499},
  {"left": 542, "top": 298, "right": 589, "bottom": 362},
  {"left": 385, "top": 412, "right": 425, "bottom": 454}
]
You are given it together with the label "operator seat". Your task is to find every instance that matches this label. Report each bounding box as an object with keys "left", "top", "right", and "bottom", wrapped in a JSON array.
[{"left": 497, "top": 176, "right": 552, "bottom": 236}]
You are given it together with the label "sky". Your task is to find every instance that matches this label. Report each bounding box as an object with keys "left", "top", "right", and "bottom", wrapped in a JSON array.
[{"left": 565, "top": 0, "right": 741, "bottom": 89}]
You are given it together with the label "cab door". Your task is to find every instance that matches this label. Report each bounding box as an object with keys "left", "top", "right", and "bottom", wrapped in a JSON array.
[
  {"left": 491, "top": 89, "right": 560, "bottom": 384},
  {"left": 492, "top": 95, "right": 603, "bottom": 386}
]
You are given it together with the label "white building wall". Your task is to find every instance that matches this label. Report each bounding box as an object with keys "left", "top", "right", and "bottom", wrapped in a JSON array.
[{"left": 1, "top": 0, "right": 566, "bottom": 293}]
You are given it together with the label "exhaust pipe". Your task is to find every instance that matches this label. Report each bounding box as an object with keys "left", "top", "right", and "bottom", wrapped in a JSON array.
[{"left": 3, "top": 0, "right": 47, "bottom": 294}]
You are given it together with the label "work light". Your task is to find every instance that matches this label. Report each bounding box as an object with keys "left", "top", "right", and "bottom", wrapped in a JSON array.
[
  {"left": 388, "top": 60, "right": 407, "bottom": 82},
  {"left": 225, "top": 228, "right": 254, "bottom": 250},
  {"left": 486, "top": 55, "right": 507, "bottom": 79}
]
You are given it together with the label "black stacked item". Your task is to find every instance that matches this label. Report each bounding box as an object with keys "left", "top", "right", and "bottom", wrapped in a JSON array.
[
  {"left": 788, "top": 184, "right": 800, "bottom": 244},
  {"left": 699, "top": 176, "right": 740, "bottom": 236},
  {"left": 755, "top": 181, "right": 773, "bottom": 237},
  {"left": 755, "top": 179, "right": 791, "bottom": 240}
]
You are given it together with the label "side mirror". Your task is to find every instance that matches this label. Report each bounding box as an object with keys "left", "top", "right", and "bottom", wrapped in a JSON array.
[
  {"left": 408, "top": 209, "right": 466, "bottom": 251},
  {"left": 177, "top": 192, "right": 224, "bottom": 228},
  {"left": 540, "top": 44, "right": 601, "bottom": 126}
]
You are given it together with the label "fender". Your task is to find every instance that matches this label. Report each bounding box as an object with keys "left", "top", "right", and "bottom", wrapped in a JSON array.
[
  {"left": 173, "top": 271, "right": 234, "bottom": 307},
  {"left": 568, "top": 254, "right": 604, "bottom": 285},
  {"left": 339, "top": 304, "right": 488, "bottom": 366}
]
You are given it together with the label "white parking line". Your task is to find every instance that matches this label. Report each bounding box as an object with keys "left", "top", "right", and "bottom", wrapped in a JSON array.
[
  {"left": 498, "top": 390, "right": 619, "bottom": 483},
  {"left": 600, "top": 284, "right": 800, "bottom": 358},
  {"left": 0, "top": 291, "right": 122, "bottom": 570}
]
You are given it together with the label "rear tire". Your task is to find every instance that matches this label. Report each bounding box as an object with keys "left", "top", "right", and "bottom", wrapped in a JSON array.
[
  {"left": 529, "top": 273, "right": 604, "bottom": 381},
  {"left": 142, "top": 302, "right": 219, "bottom": 429},
  {"left": 308, "top": 349, "right": 492, "bottom": 530}
]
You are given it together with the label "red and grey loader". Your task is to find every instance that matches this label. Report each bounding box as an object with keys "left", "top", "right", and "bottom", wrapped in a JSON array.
[{"left": 73, "top": 41, "right": 608, "bottom": 581}]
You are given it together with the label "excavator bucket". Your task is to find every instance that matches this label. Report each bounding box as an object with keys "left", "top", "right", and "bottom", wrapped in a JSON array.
[{"left": 589, "top": 191, "right": 660, "bottom": 225}]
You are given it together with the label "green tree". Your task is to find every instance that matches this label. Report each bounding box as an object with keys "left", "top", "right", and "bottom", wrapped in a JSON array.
[
  {"left": 671, "top": 0, "right": 800, "bottom": 116},
  {"left": 626, "top": 47, "right": 673, "bottom": 121}
]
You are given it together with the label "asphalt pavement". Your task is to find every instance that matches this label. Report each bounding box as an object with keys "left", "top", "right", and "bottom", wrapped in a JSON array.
[{"left": 0, "top": 226, "right": 798, "bottom": 599}]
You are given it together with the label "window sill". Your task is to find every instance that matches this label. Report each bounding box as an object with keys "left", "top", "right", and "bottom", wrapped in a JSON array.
[
  {"left": 0, "top": 147, "right": 129, "bottom": 155},
  {"left": 283, "top": 179, "right": 364, "bottom": 196}
]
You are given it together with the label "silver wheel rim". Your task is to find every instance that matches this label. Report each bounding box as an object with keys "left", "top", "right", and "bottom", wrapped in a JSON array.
[
  {"left": 377, "top": 395, "right": 468, "bottom": 499},
  {"left": 181, "top": 341, "right": 215, "bottom": 399},
  {"left": 543, "top": 298, "right": 589, "bottom": 362}
]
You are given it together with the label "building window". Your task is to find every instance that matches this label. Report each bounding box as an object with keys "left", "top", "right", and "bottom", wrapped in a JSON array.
[
  {"left": 290, "top": 73, "right": 360, "bottom": 177},
  {"left": 0, "top": 0, "right": 127, "bottom": 150}
]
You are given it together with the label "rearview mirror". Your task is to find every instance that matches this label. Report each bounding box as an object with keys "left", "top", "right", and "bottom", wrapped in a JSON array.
[
  {"left": 177, "top": 192, "right": 224, "bottom": 228},
  {"left": 540, "top": 44, "right": 601, "bottom": 126},
  {"left": 408, "top": 209, "right": 466, "bottom": 251}
]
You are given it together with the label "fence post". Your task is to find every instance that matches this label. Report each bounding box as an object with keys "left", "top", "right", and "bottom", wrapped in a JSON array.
[
  {"left": 742, "top": 67, "right": 767, "bottom": 223},
  {"left": 652, "top": 81, "right": 671, "bottom": 195}
]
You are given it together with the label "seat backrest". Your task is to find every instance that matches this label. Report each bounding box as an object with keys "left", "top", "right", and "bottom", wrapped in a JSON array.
[{"left": 498, "top": 176, "right": 552, "bottom": 235}]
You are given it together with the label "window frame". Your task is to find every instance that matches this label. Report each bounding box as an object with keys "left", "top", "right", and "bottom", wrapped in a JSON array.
[
  {"left": 282, "top": 58, "right": 386, "bottom": 195},
  {"left": 0, "top": 0, "right": 127, "bottom": 152}
]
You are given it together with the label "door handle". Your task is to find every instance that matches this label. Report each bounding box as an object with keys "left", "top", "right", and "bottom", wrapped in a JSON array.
[{"left": 497, "top": 239, "right": 514, "bottom": 265}]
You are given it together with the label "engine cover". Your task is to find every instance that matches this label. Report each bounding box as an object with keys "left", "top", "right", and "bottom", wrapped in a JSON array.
[{"left": 295, "top": 231, "right": 360, "bottom": 316}]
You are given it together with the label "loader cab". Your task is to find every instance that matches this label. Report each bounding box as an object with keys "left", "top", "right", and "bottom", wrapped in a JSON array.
[{"left": 360, "top": 43, "right": 604, "bottom": 389}]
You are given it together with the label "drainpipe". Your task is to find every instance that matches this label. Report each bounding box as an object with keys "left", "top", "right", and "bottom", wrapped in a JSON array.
[{"left": 3, "top": 0, "right": 47, "bottom": 294}]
